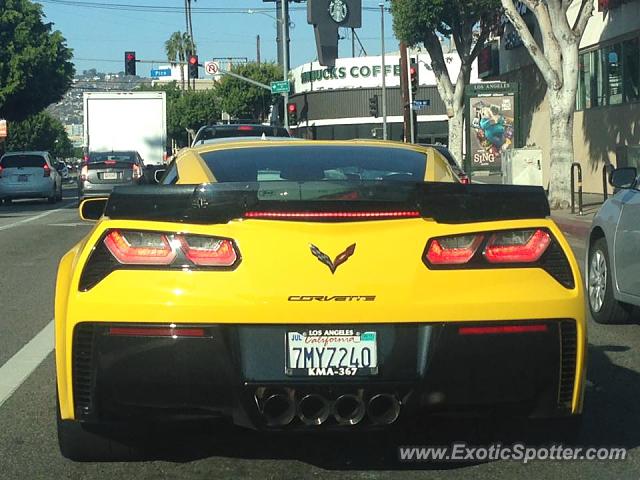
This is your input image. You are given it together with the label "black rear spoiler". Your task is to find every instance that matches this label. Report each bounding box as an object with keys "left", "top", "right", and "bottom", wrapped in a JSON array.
[{"left": 104, "top": 182, "right": 550, "bottom": 224}]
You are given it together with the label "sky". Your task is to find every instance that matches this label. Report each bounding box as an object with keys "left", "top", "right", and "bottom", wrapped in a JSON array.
[{"left": 37, "top": 0, "right": 400, "bottom": 77}]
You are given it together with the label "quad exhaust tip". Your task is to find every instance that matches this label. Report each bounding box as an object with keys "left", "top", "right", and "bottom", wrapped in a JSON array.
[
  {"left": 367, "top": 393, "right": 401, "bottom": 425},
  {"left": 297, "top": 394, "right": 331, "bottom": 426},
  {"left": 333, "top": 394, "right": 366, "bottom": 425},
  {"left": 261, "top": 389, "right": 296, "bottom": 427}
]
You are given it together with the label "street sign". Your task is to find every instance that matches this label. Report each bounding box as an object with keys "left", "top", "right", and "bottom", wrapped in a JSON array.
[
  {"left": 271, "top": 80, "right": 290, "bottom": 94},
  {"left": 204, "top": 61, "right": 220, "bottom": 75},
  {"left": 411, "top": 99, "right": 431, "bottom": 110},
  {"left": 150, "top": 68, "right": 172, "bottom": 78}
]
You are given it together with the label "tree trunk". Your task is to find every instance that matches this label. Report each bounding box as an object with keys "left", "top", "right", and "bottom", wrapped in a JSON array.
[
  {"left": 447, "top": 106, "right": 465, "bottom": 167},
  {"left": 547, "top": 89, "right": 574, "bottom": 210}
]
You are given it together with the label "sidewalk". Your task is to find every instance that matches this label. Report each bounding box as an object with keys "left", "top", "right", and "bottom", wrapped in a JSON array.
[{"left": 549, "top": 193, "right": 604, "bottom": 240}]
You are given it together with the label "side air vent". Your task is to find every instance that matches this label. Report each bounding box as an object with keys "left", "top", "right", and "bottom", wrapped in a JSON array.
[
  {"left": 72, "top": 323, "right": 96, "bottom": 419},
  {"left": 558, "top": 320, "right": 577, "bottom": 408}
]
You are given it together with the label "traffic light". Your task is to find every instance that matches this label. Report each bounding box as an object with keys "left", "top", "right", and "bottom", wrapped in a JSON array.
[
  {"left": 368, "top": 95, "right": 379, "bottom": 118},
  {"left": 188, "top": 55, "right": 199, "bottom": 79},
  {"left": 410, "top": 60, "right": 418, "bottom": 96},
  {"left": 287, "top": 102, "right": 298, "bottom": 125},
  {"left": 124, "top": 51, "right": 136, "bottom": 76}
]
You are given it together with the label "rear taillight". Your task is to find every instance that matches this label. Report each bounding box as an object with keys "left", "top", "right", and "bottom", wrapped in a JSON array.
[
  {"left": 83, "top": 154, "right": 89, "bottom": 163},
  {"left": 104, "top": 160, "right": 117, "bottom": 166},
  {"left": 180, "top": 235, "right": 237, "bottom": 266},
  {"left": 459, "top": 176, "right": 470, "bottom": 185},
  {"left": 484, "top": 229, "right": 551, "bottom": 264},
  {"left": 132, "top": 164, "right": 142, "bottom": 179},
  {"left": 101, "top": 229, "right": 238, "bottom": 267},
  {"left": 424, "top": 228, "right": 553, "bottom": 267},
  {"left": 104, "top": 230, "right": 176, "bottom": 265},
  {"left": 0, "top": 165, "right": 3, "bottom": 178},
  {"left": 43, "top": 163, "right": 51, "bottom": 177},
  {"left": 425, "top": 235, "right": 484, "bottom": 265},
  {"left": 80, "top": 165, "right": 88, "bottom": 182}
]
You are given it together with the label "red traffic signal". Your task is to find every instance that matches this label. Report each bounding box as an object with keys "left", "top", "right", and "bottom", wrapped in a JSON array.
[
  {"left": 287, "top": 102, "right": 298, "bottom": 125},
  {"left": 124, "top": 51, "right": 136, "bottom": 76},
  {"left": 410, "top": 62, "right": 418, "bottom": 96},
  {"left": 188, "top": 55, "right": 199, "bottom": 79}
]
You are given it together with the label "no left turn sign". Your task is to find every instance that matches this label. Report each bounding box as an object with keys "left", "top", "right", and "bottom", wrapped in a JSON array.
[{"left": 204, "top": 61, "right": 220, "bottom": 75}]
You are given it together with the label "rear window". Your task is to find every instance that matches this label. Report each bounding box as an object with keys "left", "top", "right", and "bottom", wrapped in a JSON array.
[
  {"left": 195, "top": 126, "right": 289, "bottom": 143},
  {"left": 0, "top": 154, "right": 46, "bottom": 168},
  {"left": 201, "top": 146, "right": 427, "bottom": 183},
  {"left": 89, "top": 153, "right": 135, "bottom": 163}
]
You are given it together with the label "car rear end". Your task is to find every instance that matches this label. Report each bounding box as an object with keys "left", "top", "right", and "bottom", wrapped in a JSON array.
[
  {"left": 57, "top": 183, "right": 585, "bottom": 434},
  {"left": 0, "top": 152, "right": 56, "bottom": 201},
  {"left": 78, "top": 151, "right": 143, "bottom": 201},
  {"left": 191, "top": 124, "right": 290, "bottom": 146}
]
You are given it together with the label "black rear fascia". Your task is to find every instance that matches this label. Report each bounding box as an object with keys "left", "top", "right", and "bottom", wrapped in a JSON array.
[
  {"left": 422, "top": 228, "right": 575, "bottom": 289},
  {"left": 103, "top": 182, "right": 550, "bottom": 224}
]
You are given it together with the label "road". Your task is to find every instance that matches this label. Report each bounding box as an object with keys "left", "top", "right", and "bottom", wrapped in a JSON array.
[{"left": 1, "top": 187, "right": 639, "bottom": 479}]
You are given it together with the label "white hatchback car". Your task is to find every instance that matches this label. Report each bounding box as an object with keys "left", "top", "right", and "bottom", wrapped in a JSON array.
[{"left": 0, "top": 151, "right": 63, "bottom": 204}]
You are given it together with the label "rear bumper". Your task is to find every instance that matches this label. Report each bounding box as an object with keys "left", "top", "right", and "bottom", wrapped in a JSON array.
[
  {"left": 65, "top": 319, "right": 582, "bottom": 430},
  {"left": 0, "top": 183, "right": 53, "bottom": 198}
]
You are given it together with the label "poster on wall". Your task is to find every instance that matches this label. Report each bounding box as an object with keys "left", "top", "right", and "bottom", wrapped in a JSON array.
[{"left": 468, "top": 95, "right": 515, "bottom": 171}]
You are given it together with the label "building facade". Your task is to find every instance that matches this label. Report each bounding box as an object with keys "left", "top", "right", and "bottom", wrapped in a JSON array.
[
  {"left": 288, "top": 53, "right": 481, "bottom": 144},
  {"left": 485, "top": 0, "right": 640, "bottom": 193}
]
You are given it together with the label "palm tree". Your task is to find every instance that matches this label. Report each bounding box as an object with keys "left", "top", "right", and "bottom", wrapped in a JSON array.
[{"left": 165, "top": 31, "right": 188, "bottom": 91}]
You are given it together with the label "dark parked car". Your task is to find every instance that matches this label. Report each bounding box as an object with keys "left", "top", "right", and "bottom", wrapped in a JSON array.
[
  {"left": 421, "top": 144, "right": 470, "bottom": 184},
  {"left": 78, "top": 151, "right": 145, "bottom": 203},
  {"left": 191, "top": 124, "right": 290, "bottom": 147}
]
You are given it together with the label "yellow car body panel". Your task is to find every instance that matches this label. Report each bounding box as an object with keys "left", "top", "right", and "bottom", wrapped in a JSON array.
[{"left": 55, "top": 140, "right": 585, "bottom": 426}]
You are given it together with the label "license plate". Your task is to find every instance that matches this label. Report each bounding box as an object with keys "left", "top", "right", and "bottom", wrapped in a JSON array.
[
  {"left": 18, "top": 175, "right": 28, "bottom": 182},
  {"left": 286, "top": 329, "right": 378, "bottom": 376},
  {"left": 102, "top": 172, "right": 118, "bottom": 180}
]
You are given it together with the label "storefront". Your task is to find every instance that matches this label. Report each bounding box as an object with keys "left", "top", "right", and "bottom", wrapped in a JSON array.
[
  {"left": 288, "top": 53, "right": 482, "bottom": 143},
  {"left": 484, "top": 0, "right": 640, "bottom": 193}
]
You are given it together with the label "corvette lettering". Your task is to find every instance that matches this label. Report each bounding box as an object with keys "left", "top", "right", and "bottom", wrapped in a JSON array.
[{"left": 288, "top": 295, "right": 376, "bottom": 302}]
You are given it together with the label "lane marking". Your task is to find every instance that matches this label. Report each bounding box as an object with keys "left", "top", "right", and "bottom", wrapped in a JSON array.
[
  {"left": 0, "top": 202, "right": 75, "bottom": 232},
  {"left": 0, "top": 320, "right": 54, "bottom": 408},
  {"left": 48, "top": 222, "right": 89, "bottom": 227}
]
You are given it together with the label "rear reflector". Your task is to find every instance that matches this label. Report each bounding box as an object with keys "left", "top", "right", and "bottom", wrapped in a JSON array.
[
  {"left": 245, "top": 211, "right": 421, "bottom": 219},
  {"left": 108, "top": 327, "right": 205, "bottom": 337},
  {"left": 104, "top": 230, "right": 176, "bottom": 265},
  {"left": 458, "top": 324, "right": 548, "bottom": 335},
  {"left": 425, "top": 235, "right": 484, "bottom": 265},
  {"left": 483, "top": 229, "right": 551, "bottom": 263},
  {"left": 180, "top": 235, "right": 237, "bottom": 266}
]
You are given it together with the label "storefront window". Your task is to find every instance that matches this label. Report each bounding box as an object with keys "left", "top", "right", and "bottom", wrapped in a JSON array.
[
  {"left": 577, "top": 52, "right": 592, "bottom": 110},
  {"left": 623, "top": 37, "right": 640, "bottom": 102},
  {"left": 606, "top": 44, "right": 624, "bottom": 105}
]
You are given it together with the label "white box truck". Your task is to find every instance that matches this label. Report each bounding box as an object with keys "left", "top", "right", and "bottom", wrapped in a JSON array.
[{"left": 83, "top": 91, "right": 167, "bottom": 165}]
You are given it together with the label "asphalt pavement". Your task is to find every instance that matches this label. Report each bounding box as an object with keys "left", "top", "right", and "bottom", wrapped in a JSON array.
[{"left": 1, "top": 187, "right": 639, "bottom": 479}]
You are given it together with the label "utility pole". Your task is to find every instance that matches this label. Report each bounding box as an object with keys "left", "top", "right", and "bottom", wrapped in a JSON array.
[
  {"left": 351, "top": 28, "right": 355, "bottom": 57},
  {"left": 257, "top": 35, "right": 261, "bottom": 65},
  {"left": 400, "top": 42, "right": 410, "bottom": 143},
  {"left": 380, "top": 3, "right": 387, "bottom": 140},
  {"left": 281, "top": 0, "right": 290, "bottom": 129}
]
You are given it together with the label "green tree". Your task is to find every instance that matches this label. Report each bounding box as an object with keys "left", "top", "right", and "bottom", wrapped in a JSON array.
[
  {"left": 214, "top": 63, "right": 281, "bottom": 122},
  {"left": 391, "top": 0, "right": 501, "bottom": 164},
  {"left": 169, "top": 89, "right": 220, "bottom": 146},
  {"left": 5, "top": 111, "right": 73, "bottom": 158},
  {"left": 165, "top": 31, "right": 195, "bottom": 91},
  {"left": 0, "top": 0, "right": 74, "bottom": 121}
]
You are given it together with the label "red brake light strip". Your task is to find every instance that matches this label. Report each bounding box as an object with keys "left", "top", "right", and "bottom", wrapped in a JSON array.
[
  {"left": 108, "top": 327, "right": 205, "bottom": 337},
  {"left": 245, "top": 211, "right": 421, "bottom": 219},
  {"left": 458, "top": 324, "right": 548, "bottom": 335}
]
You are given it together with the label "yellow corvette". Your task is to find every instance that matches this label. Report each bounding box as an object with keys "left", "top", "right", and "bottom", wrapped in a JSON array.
[{"left": 55, "top": 140, "right": 585, "bottom": 460}]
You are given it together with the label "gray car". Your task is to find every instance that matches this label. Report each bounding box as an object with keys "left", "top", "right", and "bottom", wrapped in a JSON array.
[
  {"left": 587, "top": 167, "right": 640, "bottom": 323},
  {"left": 0, "top": 151, "right": 63, "bottom": 204},
  {"left": 78, "top": 151, "right": 145, "bottom": 202}
]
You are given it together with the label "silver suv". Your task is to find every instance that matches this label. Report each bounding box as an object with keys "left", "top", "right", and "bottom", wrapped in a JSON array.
[{"left": 0, "top": 151, "right": 63, "bottom": 204}]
